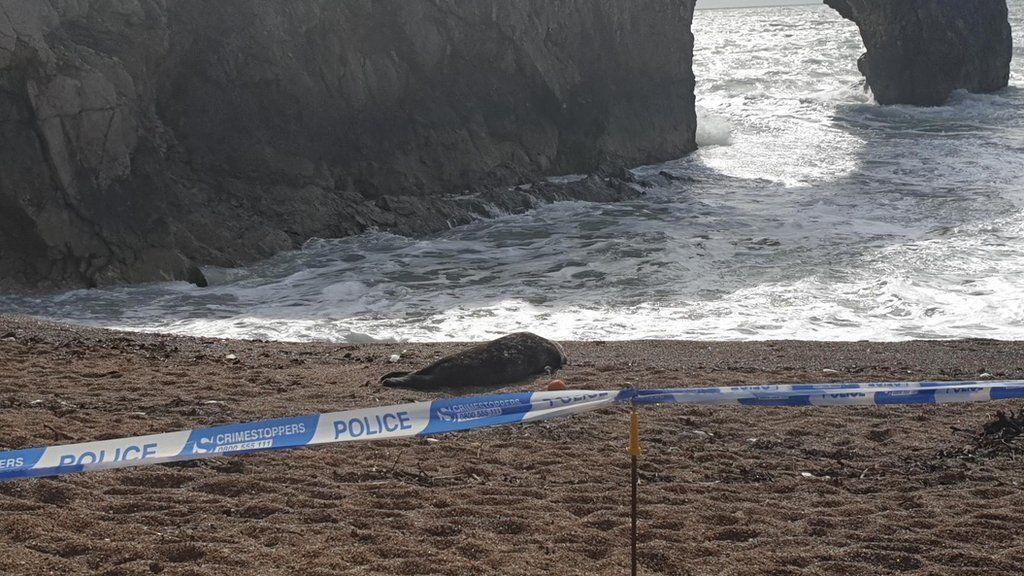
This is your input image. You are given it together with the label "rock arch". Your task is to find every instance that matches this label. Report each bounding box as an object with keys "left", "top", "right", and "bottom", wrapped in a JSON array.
[{"left": 824, "top": 0, "right": 1012, "bottom": 105}]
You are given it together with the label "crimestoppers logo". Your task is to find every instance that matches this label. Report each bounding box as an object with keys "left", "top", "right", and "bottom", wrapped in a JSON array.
[
  {"left": 185, "top": 417, "right": 316, "bottom": 455},
  {"left": 436, "top": 398, "right": 525, "bottom": 424}
]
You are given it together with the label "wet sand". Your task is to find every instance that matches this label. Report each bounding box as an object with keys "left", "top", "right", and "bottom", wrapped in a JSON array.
[{"left": 1, "top": 315, "right": 1023, "bottom": 575}]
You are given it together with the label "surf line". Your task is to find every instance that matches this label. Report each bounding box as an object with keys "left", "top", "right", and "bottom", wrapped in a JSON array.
[{"left": 1, "top": 380, "right": 1023, "bottom": 482}]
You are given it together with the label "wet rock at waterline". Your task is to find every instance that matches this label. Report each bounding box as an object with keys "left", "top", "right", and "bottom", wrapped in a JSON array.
[{"left": 825, "top": 0, "right": 1012, "bottom": 105}]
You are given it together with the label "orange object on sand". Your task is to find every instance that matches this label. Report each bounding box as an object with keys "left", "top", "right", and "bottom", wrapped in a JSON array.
[{"left": 546, "top": 379, "right": 567, "bottom": 391}]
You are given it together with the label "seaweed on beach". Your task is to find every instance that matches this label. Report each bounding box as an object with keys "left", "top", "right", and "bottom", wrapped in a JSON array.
[
  {"left": 973, "top": 410, "right": 1024, "bottom": 457},
  {"left": 939, "top": 409, "right": 1024, "bottom": 462},
  {"left": 982, "top": 410, "right": 1024, "bottom": 438}
]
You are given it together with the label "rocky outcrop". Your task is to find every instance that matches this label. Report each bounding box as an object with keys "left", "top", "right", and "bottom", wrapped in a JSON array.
[
  {"left": 826, "top": 0, "right": 1013, "bottom": 106},
  {"left": 0, "top": 0, "right": 697, "bottom": 291}
]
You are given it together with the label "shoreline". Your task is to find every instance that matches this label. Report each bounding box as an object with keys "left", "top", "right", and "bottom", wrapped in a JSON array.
[{"left": 2, "top": 315, "right": 1024, "bottom": 575}]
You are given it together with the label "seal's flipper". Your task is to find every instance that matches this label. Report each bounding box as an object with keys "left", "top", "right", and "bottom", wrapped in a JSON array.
[{"left": 380, "top": 371, "right": 411, "bottom": 387}]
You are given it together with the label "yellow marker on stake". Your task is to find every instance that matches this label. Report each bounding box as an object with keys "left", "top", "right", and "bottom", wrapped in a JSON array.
[{"left": 628, "top": 407, "right": 642, "bottom": 457}]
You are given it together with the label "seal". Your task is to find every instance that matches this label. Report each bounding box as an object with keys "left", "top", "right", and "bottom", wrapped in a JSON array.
[{"left": 380, "top": 332, "right": 567, "bottom": 390}]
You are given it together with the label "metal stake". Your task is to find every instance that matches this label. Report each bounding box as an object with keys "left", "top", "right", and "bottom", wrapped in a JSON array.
[{"left": 628, "top": 406, "right": 642, "bottom": 576}]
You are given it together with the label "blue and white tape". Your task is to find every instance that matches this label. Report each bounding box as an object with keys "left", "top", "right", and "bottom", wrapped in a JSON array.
[
  {"left": 0, "top": 390, "right": 617, "bottom": 481},
  {"left": 633, "top": 379, "right": 1024, "bottom": 407},
  {"left": 1, "top": 380, "right": 1022, "bottom": 482}
]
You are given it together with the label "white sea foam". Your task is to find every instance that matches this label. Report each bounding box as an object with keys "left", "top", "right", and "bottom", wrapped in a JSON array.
[
  {"left": 696, "top": 107, "right": 733, "bottom": 147},
  {"left": 3, "top": 2, "right": 1024, "bottom": 343}
]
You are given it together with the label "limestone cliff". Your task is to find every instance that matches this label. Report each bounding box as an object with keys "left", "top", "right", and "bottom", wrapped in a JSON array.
[
  {"left": 826, "top": 0, "right": 1012, "bottom": 106},
  {"left": 0, "top": 0, "right": 697, "bottom": 290}
]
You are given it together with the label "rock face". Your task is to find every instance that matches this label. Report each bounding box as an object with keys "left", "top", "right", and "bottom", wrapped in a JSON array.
[
  {"left": 0, "top": 0, "right": 697, "bottom": 291},
  {"left": 826, "top": 0, "right": 1013, "bottom": 106}
]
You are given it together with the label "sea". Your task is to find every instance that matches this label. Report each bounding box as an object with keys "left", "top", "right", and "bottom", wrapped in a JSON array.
[{"left": 2, "top": 2, "right": 1023, "bottom": 343}]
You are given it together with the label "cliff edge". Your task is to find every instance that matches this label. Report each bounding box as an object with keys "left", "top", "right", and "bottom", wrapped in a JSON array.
[{"left": 0, "top": 0, "right": 697, "bottom": 290}]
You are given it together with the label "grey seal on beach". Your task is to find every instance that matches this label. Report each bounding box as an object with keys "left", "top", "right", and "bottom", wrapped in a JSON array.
[{"left": 380, "top": 332, "right": 567, "bottom": 390}]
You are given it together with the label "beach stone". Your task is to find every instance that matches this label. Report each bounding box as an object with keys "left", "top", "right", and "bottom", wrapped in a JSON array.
[{"left": 546, "top": 379, "right": 568, "bottom": 391}]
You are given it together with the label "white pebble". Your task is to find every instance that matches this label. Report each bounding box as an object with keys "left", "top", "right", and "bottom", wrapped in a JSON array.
[{"left": 389, "top": 354, "right": 401, "bottom": 363}]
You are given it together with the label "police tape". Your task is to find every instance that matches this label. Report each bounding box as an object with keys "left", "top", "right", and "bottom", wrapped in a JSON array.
[{"left": 1, "top": 380, "right": 1023, "bottom": 482}]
